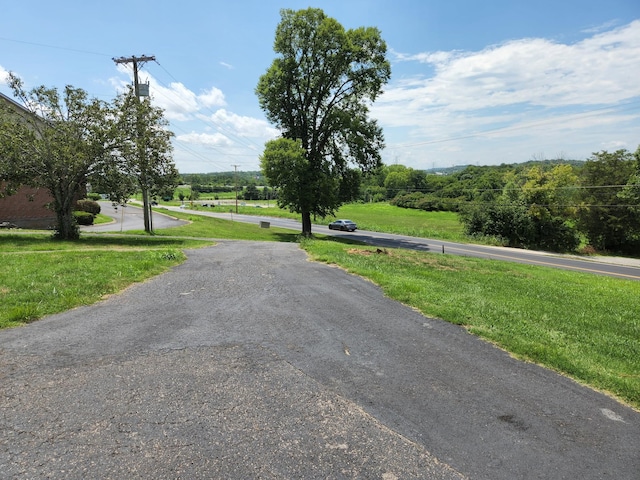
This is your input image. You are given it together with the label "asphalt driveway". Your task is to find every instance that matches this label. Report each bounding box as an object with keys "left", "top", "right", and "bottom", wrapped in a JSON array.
[{"left": 1, "top": 241, "right": 638, "bottom": 479}]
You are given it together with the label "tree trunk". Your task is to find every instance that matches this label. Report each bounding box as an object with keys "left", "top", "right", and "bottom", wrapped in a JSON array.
[
  {"left": 54, "top": 206, "right": 79, "bottom": 240},
  {"left": 140, "top": 185, "right": 154, "bottom": 234},
  {"left": 51, "top": 186, "right": 80, "bottom": 240},
  {"left": 301, "top": 211, "right": 312, "bottom": 237}
]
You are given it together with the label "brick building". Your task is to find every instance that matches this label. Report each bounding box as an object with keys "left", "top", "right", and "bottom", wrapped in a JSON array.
[{"left": 0, "top": 92, "right": 58, "bottom": 229}]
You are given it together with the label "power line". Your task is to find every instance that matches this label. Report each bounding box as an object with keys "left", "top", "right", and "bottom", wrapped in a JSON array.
[
  {"left": 0, "top": 36, "right": 112, "bottom": 57},
  {"left": 152, "top": 60, "right": 266, "bottom": 150},
  {"left": 135, "top": 61, "right": 267, "bottom": 171}
]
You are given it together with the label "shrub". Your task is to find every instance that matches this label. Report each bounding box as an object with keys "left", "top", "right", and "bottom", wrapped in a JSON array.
[
  {"left": 76, "top": 199, "right": 101, "bottom": 215},
  {"left": 73, "top": 211, "right": 94, "bottom": 225},
  {"left": 87, "top": 193, "right": 102, "bottom": 201}
]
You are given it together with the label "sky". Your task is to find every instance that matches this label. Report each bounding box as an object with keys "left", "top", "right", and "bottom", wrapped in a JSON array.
[{"left": 1, "top": 0, "right": 639, "bottom": 173}]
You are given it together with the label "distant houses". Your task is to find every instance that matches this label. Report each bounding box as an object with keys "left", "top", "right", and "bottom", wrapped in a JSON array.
[{"left": 0, "top": 91, "right": 57, "bottom": 229}]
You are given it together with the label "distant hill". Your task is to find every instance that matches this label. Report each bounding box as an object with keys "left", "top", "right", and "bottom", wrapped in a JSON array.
[{"left": 423, "top": 159, "right": 585, "bottom": 175}]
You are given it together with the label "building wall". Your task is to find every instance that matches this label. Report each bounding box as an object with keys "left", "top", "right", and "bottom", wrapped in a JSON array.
[
  {"left": 0, "top": 185, "right": 57, "bottom": 229},
  {"left": 1, "top": 93, "right": 60, "bottom": 230}
]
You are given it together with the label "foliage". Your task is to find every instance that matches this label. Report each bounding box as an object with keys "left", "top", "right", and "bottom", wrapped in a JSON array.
[
  {"left": 367, "top": 152, "right": 640, "bottom": 254},
  {"left": 75, "top": 199, "right": 101, "bottom": 215},
  {"left": 459, "top": 164, "right": 581, "bottom": 252},
  {"left": 90, "top": 161, "right": 138, "bottom": 205},
  {"left": 72, "top": 211, "right": 95, "bottom": 225},
  {"left": 95, "top": 86, "right": 178, "bottom": 233},
  {"left": 260, "top": 137, "right": 333, "bottom": 216},
  {"left": 181, "top": 171, "right": 265, "bottom": 187},
  {"left": 243, "top": 182, "right": 260, "bottom": 200},
  {"left": 391, "top": 192, "right": 455, "bottom": 212},
  {"left": 576, "top": 149, "right": 640, "bottom": 253},
  {"left": 1, "top": 75, "right": 177, "bottom": 239},
  {"left": 256, "top": 7, "right": 391, "bottom": 235},
  {"left": 0, "top": 73, "right": 111, "bottom": 240}
]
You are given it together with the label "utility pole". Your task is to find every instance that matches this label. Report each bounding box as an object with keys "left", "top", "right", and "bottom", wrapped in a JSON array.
[
  {"left": 112, "top": 54, "right": 156, "bottom": 233},
  {"left": 232, "top": 165, "right": 239, "bottom": 214}
]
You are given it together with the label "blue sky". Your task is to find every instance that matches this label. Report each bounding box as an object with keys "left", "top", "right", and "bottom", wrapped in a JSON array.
[{"left": 2, "top": 1, "right": 639, "bottom": 173}]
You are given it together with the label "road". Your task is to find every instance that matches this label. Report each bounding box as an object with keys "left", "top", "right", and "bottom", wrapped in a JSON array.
[
  {"left": 84, "top": 202, "right": 640, "bottom": 280},
  {"left": 160, "top": 206, "right": 640, "bottom": 280},
  {"left": 1, "top": 241, "right": 638, "bottom": 479},
  {"left": 81, "top": 202, "right": 189, "bottom": 232}
]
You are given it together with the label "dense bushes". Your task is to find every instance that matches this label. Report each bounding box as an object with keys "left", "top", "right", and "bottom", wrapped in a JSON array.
[
  {"left": 460, "top": 202, "right": 580, "bottom": 252},
  {"left": 73, "top": 211, "right": 94, "bottom": 225},
  {"left": 73, "top": 199, "right": 101, "bottom": 226},
  {"left": 384, "top": 150, "right": 639, "bottom": 254},
  {"left": 75, "top": 199, "right": 101, "bottom": 215},
  {"left": 391, "top": 192, "right": 460, "bottom": 212}
]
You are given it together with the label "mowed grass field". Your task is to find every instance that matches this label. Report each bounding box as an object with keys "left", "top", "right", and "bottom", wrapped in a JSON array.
[
  {"left": 186, "top": 202, "right": 468, "bottom": 241},
  {"left": 1, "top": 204, "right": 638, "bottom": 409},
  {"left": 300, "top": 237, "right": 640, "bottom": 410},
  {"left": 0, "top": 235, "right": 212, "bottom": 329}
]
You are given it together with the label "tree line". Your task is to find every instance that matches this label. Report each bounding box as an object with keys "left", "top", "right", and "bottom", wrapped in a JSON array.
[{"left": 360, "top": 150, "right": 640, "bottom": 254}]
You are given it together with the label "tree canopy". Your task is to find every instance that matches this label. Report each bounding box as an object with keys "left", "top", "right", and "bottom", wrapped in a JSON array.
[
  {"left": 0, "top": 74, "right": 111, "bottom": 239},
  {"left": 256, "top": 7, "right": 391, "bottom": 234},
  {"left": 576, "top": 149, "right": 640, "bottom": 252},
  {"left": 0, "top": 74, "right": 177, "bottom": 239},
  {"left": 95, "top": 86, "right": 178, "bottom": 233}
]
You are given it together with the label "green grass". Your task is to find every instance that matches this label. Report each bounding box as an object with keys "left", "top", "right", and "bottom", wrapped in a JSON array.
[
  {"left": 0, "top": 234, "right": 211, "bottom": 329},
  {"left": 2, "top": 207, "right": 639, "bottom": 410},
  {"left": 93, "top": 213, "right": 114, "bottom": 225},
  {"left": 327, "top": 203, "right": 466, "bottom": 241},
  {"left": 145, "top": 208, "right": 304, "bottom": 242},
  {"left": 300, "top": 238, "right": 640, "bottom": 409},
  {"left": 183, "top": 202, "right": 469, "bottom": 242}
]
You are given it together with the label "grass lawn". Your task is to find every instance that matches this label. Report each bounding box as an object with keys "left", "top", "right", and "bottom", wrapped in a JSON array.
[
  {"left": 139, "top": 208, "right": 304, "bottom": 242},
  {"left": 1, "top": 208, "right": 638, "bottom": 410},
  {"left": 328, "top": 203, "right": 466, "bottom": 241},
  {"left": 0, "top": 234, "right": 211, "bottom": 329},
  {"left": 180, "top": 202, "right": 469, "bottom": 242},
  {"left": 299, "top": 238, "right": 640, "bottom": 409}
]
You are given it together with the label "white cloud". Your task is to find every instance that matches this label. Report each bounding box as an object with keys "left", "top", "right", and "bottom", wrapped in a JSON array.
[
  {"left": 581, "top": 20, "right": 620, "bottom": 34},
  {"left": 376, "top": 19, "right": 640, "bottom": 166},
  {"left": 110, "top": 65, "right": 226, "bottom": 121},
  {"left": 203, "top": 109, "right": 280, "bottom": 139},
  {"left": 0, "top": 65, "right": 9, "bottom": 84},
  {"left": 176, "top": 131, "right": 232, "bottom": 147},
  {"left": 385, "top": 19, "right": 640, "bottom": 114},
  {"left": 199, "top": 86, "right": 226, "bottom": 108}
]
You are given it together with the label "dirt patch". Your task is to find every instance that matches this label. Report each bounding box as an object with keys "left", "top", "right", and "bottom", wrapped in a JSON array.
[
  {"left": 413, "top": 256, "right": 463, "bottom": 271},
  {"left": 347, "top": 248, "right": 391, "bottom": 256}
]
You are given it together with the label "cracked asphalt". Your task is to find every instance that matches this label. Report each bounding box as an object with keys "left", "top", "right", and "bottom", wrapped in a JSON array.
[{"left": 1, "top": 241, "right": 638, "bottom": 479}]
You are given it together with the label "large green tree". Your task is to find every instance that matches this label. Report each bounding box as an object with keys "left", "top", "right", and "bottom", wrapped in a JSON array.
[
  {"left": 256, "top": 7, "right": 391, "bottom": 235},
  {"left": 460, "top": 164, "right": 581, "bottom": 252},
  {"left": 576, "top": 149, "right": 640, "bottom": 252},
  {"left": 618, "top": 146, "right": 640, "bottom": 213},
  {"left": 97, "top": 86, "right": 178, "bottom": 233},
  {"left": 0, "top": 74, "right": 111, "bottom": 240}
]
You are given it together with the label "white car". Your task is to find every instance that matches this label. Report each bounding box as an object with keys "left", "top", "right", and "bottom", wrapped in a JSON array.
[{"left": 328, "top": 219, "right": 357, "bottom": 231}]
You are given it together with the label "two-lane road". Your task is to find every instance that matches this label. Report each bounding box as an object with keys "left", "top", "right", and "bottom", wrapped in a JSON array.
[{"left": 160, "top": 206, "right": 640, "bottom": 280}]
